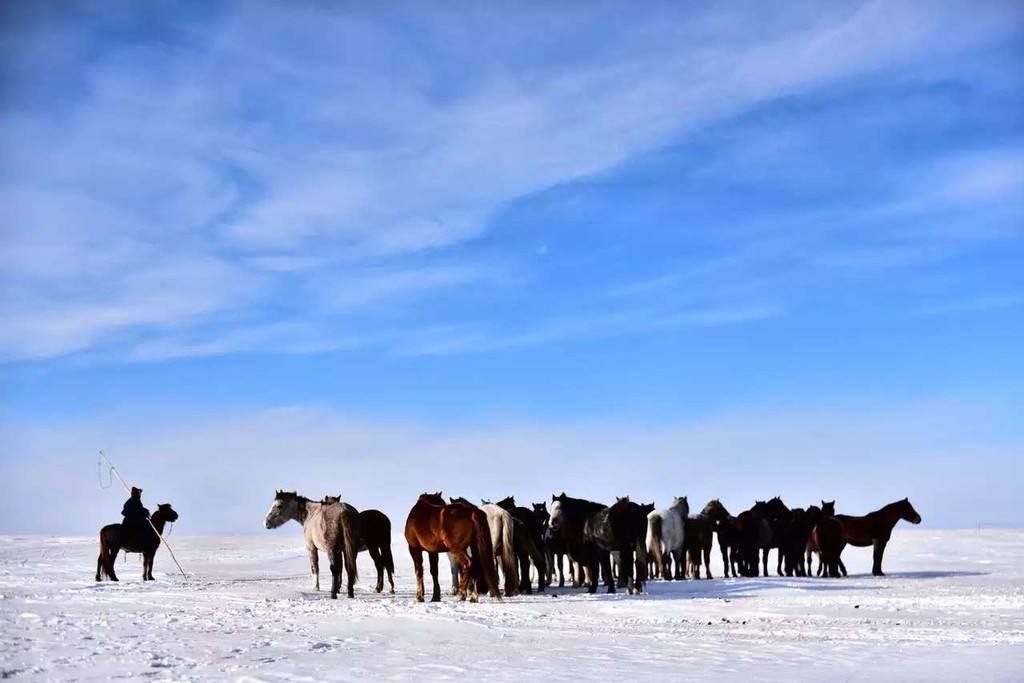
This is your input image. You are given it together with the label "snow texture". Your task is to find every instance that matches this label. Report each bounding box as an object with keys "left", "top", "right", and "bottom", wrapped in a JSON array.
[{"left": 2, "top": 529, "right": 1022, "bottom": 681}]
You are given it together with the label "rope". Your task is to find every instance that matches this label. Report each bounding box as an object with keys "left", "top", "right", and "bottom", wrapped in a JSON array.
[{"left": 98, "top": 456, "right": 113, "bottom": 489}]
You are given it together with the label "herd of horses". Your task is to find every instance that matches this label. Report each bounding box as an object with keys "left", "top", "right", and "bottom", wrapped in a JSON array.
[{"left": 96, "top": 491, "right": 922, "bottom": 601}]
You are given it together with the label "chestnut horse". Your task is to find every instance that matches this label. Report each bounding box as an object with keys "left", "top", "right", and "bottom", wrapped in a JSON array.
[
  {"left": 837, "top": 498, "right": 922, "bottom": 576},
  {"left": 405, "top": 492, "right": 501, "bottom": 602},
  {"left": 96, "top": 503, "right": 179, "bottom": 581}
]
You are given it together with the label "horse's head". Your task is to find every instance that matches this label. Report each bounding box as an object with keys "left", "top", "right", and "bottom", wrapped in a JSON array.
[
  {"left": 449, "top": 495, "right": 474, "bottom": 507},
  {"left": 898, "top": 497, "right": 922, "bottom": 524},
  {"left": 322, "top": 494, "right": 341, "bottom": 505},
  {"left": 672, "top": 496, "right": 689, "bottom": 515},
  {"left": 265, "top": 490, "right": 301, "bottom": 529},
  {"left": 767, "top": 496, "right": 789, "bottom": 514},
  {"left": 821, "top": 500, "right": 836, "bottom": 517},
  {"left": 480, "top": 498, "right": 492, "bottom": 505},
  {"left": 496, "top": 495, "right": 515, "bottom": 510},
  {"left": 419, "top": 492, "right": 445, "bottom": 505},
  {"left": 548, "top": 494, "right": 568, "bottom": 532},
  {"left": 154, "top": 503, "right": 178, "bottom": 523},
  {"left": 806, "top": 504, "right": 822, "bottom": 523},
  {"left": 702, "top": 498, "right": 726, "bottom": 520},
  {"left": 640, "top": 501, "right": 656, "bottom": 515}
]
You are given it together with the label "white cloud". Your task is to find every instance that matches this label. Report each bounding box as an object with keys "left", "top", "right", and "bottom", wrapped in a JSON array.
[{"left": 1, "top": 2, "right": 1021, "bottom": 361}]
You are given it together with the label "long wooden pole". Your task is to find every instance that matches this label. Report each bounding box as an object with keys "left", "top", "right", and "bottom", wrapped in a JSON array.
[{"left": 99, "top": 451, "right": 188, "bottom": 580}]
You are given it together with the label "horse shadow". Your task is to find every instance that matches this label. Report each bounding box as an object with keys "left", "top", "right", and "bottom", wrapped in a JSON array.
[
  {"left": 547, "top": 577, "right": 890, "bottom": 601},
  {"left": 844, "top": 570, "right": 987, "bottom": 580}
]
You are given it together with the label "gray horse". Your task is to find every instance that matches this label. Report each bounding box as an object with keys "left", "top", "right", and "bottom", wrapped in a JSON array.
[{"left": 264, "top": 490, "right": 360, "bottom": 599}]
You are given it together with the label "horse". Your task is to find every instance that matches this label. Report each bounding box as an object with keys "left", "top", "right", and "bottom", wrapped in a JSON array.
[
  {"left": 761, "top": 496, "right": 792, "bottom": 576},
  {"left": 702, "top": 499, "right": 742, "bottom": 578},
  {"left": 323, "top": 496, "right": 395, "bottom": 594},
  {"left": 96, "top": 503, "right": 179, "bottom": 581},
  {"left": 534, "top": 501, "right": 575, "bottom": 587},
  {"left": 264, "top": 491, "right": 360, "bottom": 599},
  {"left": 780, "top": 505, "right": 820, "bottom": 576},
  {"left": 548, "top": 492, "right": 613, "bottom": 593},
  {"left": 732, "top": 501, "right": 773, "bottom": 577},
  {"left": 837, "top": 498, "right": 922, "bottom": 576},
  {"left": 645, "top": 496, "right": 689, "bottom": 580},
  {"left": 493, "top": 496, "right": 547, "bottom": 594},
  {"left": 405, "top": 492, "right": 501, "bottom": 602},
  {"left": 811, "top": 505, "right": 846, "bottom": 578},
  {"left": 584, "top": 496, "right": 648, "bottom": 594},
  {"left": 448, "top": 496, "right": 518, "bottom": 596},
  {"left": 684, "top": 511, "right": 715, "bottom": 579},
  {"left": 807, "top": 500, "right": 837, "bottom": 576}
]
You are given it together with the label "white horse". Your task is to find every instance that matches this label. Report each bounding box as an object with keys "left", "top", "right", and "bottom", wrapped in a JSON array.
[
  {"left": 264, "top": 490, "right": 360, "bottom": 599},
  {"left": 646, "top": 496, "right": 689, "bottom": 580},
  {"left": 447, "top": 499, "right": 519, "bottom": 596}
]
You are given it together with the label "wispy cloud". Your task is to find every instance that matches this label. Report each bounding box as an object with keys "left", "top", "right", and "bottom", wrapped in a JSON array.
[{"left": 1, "top": 2, "right": 1022, "bottom": 361}]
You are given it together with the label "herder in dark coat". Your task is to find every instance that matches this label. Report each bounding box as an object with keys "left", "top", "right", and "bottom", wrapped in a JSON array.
[{"left": 122, "top": 486, "right": 150, "bottom": 534}]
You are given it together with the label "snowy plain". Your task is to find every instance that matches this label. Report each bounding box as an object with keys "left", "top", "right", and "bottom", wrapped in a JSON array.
[{"left": 1, "top": 528, "right": 1022, "bottom": 681}]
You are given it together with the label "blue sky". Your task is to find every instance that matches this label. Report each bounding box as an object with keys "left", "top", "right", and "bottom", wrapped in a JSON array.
[{"left": 1, "top": 2, "right": 1022, "bottom": 532}]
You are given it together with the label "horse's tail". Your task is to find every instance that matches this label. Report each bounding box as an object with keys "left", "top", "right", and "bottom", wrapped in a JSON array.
[
  {"left": 646, "top": 512, "right": 664, "bottom": 578},
  {"left": 472, "top": 510, "right": 502, "bottom": 600},
  {"left": 500, "top": 513, "right": 518, "bottom": 595},
  {"left": 380, "top": 517, "right": 395, "bottom": 575},
  {"left": 341, "top": 510, "right": 359, "bottom": 584}
]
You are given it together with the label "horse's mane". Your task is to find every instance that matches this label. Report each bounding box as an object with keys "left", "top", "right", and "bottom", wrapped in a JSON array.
[{"left": 276, "top": 490, "right": 312, "bottom": 504}]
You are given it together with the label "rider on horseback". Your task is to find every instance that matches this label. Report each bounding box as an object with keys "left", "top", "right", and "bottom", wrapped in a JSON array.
[{"left": 121, "top": 486, "right": 150, "bottom": 534}]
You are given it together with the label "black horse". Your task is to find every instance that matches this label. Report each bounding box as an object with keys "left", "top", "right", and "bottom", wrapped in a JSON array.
[
  {"left": 534, "top": 502, "right": 575, "bottom": 587},
  {"left": 548, "top": 492, "right": 613, "bottom": 593},
  {"left": 780, "top": 505, "right": 820, "bottom": 576},
  {"left": 583, "top": 496, "right": 648, "bottom": 594},
  {"left": 492, "top": 496, "right": 547, "bottom": 594},
  {"left": 96, "top": 503, "right": 179, "bottom": 581}
]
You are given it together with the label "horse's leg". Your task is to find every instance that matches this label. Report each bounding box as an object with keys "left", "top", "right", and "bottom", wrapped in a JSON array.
[
  {"left": 602, "top": 553, "right": 616, "bottom": 594},
  {"left": 307, "top": 542, "right": 320, "bottom": 591},
  {"left": 674, "top": 549, "right": 686, "bottom": 580},
  {"left": 586, "top": 557, "right": 598, "bottom": 594},
  {"left": 410, "top": 545, "right": 425, "bottom": 602},
  {"left": 428, "top": 551, "right": 441, "bottom": 602},
  {"left": 719, "top": 541, "right": 730, "bottom": 578},
  {"left": 143, "top": 552, "right": 152, "bottom": 580},
  {"left": 366, "top": 545, "right": 383, "bottom": 593},
  {"left": 518, "top": 551, "right": 532, "bottom": 595},
  {"left": 777, "top": 548, "right": 784, "bottom": 576},
  {"left": 106, "top": 545, "right": 120, "bottom": 581},
  {"left": 703, "top": 545, "right": 713, "bottom": 579},
  {"left": 840, "top": 557, "right": 848, "bottom": 576},
  {"left": 762, "top": 547, "right": 769, "bottom": 576},
  {"left": 447, "top": 552, "right": 459, "bottom": 595},
  {"left": 872, "top": 539, "right": 887, "bottom": 576},
  {"left": 448, "top": 548, "right": 470, "bottom": 601},
  {"left": 328, "top": 555, "right": 341, "bottom": 599}
]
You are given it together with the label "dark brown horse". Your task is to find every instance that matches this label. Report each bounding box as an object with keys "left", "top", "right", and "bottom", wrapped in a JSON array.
[
  {"left": 96, "top": 503, "right": 179, "bottom": 581},
  {"left": 404, "top": 492, "right": 501, "bottom": 602},
  {"left": 703, "top": 499, "right": 741, "bottom": 578},
  {"left": 837, "top": 498, "right": 922, "bottom": 576},
  {"left": 323, "top": 496, "right": 395, "bottom": 593},
  {"left": 684, "top": 514, "right": 715, "bottom": 579},
  {"left": 812, "top": 511, "right": 846, "bottom": 578},
  {"left": 806, "top": 500, "right": 837, "bottom": 576},
  {"left": 780, "top": 505, "right": 820, "bottom": 576}
]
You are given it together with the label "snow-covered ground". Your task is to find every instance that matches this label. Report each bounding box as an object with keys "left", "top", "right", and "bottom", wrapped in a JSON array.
[{"left": 2, "top": 528, "right": 1022, "bottom": 681}]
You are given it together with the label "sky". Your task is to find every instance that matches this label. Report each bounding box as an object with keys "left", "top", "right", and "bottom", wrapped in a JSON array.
[{"left": 1, "top": 1, "right": 1022, "bottom": 533}]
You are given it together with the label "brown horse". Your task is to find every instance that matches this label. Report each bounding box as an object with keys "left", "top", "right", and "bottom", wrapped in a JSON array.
[
  {"left": 96, "top": 503, "right": 179, "bottom": 581},
  {"left": 684, "top": 514, "right": 715, "bottom": 579},
  {"left": 812, "top": 512, "right": 846, "bottom": 578},
  {"left": 806, "top": 500, "right": 836, "bottom": 576},
  {"left": 837, "top": 498, "right": 922, "bottom": 576},
  {"left": 323, "top": 496, "right": 395, "bottom": 594},
  {"left": 404, "top": 492, "right": 501, "bottom": 602}
]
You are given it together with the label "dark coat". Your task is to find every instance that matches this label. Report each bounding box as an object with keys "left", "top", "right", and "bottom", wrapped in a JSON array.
[{"left": 122, "top": 497, "right": 150, "bottom": 523}]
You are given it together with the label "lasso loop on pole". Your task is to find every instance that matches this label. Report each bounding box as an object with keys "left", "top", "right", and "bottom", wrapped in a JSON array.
[{"left": 98, "top": 455, "right": 113, "bottom": 489}]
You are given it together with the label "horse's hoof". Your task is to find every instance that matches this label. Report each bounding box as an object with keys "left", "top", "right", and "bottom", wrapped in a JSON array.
[
  {"left": 430, "top": 595, "right": 441, "bottom": 603},
  {"left": 415, "top": 594, "right": 425, "bottom": 602}
]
